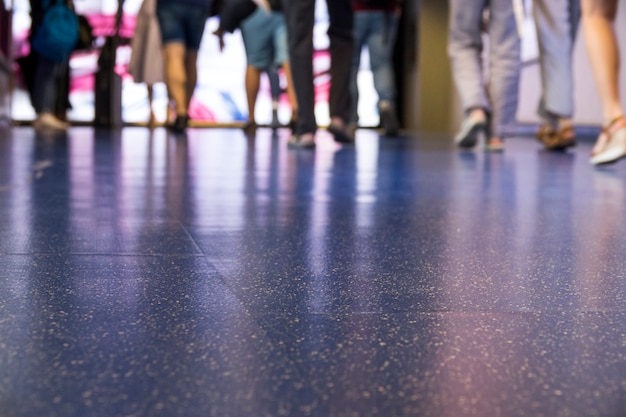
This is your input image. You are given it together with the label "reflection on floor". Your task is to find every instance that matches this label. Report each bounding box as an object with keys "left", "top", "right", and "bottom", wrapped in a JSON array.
[{"left": 0, "top": 126, "right": 625, "bottom": 417}]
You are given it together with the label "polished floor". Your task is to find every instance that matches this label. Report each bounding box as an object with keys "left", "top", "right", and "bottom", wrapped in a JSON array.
[{"left": 0, "top": 125, "right": 625, "bottom": 417}]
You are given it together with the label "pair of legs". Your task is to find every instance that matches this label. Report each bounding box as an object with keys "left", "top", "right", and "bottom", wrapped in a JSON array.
[
  {"left": 156, "top": 3, "right": 207, "bottom": 132},
  {"left": 245, "top": 64, "right": 297, "bottom": 129},
  {"left": 350, "top": 10, "right": 400, "bottom": 136},
  {"left": 282, "top": 0, "right": 354, "bottom": 145},
  {"left": 533, "top": 0, "right": 580, "bottom": 150},
  {"left": 241, "top": 8, "right": 297, "bottom": 130},
  {"left": 448, "top": 0, "right": 520, "bottom": 150}
]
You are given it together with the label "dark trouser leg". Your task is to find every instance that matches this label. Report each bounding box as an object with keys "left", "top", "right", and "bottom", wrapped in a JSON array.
[
  {"left": 326, "top": 0, "right": 354, "bottom": 124},
  {"left": 282, "top": 0, "right": 316, "bottom": 135},
  {"left": 32, "top": 53, "right": 59, "bottom": 114}
]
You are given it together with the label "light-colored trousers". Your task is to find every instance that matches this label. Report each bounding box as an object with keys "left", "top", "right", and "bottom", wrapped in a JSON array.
[
  {"left": 448, "top": 0, "right": 521, "bottom": 138},
  {"left": 533, "top": 0, "right": 581, "bottom": 119}
]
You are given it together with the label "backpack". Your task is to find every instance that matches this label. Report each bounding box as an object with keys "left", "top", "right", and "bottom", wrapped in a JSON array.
[{"left": 32, "top": 0, "right": 79, "bottom": 62}]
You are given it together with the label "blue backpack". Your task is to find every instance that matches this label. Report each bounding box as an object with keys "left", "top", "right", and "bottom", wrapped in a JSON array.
[{"left": 32, "top": 0, "right": 79, "bottom": 62}]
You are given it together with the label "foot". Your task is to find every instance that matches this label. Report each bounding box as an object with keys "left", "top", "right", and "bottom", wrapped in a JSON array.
[
  {"left": 485, "top": 137, "right": 504, "bottom": 152},
  {"left": 592, "top": 116, "right": 626, "bottom": 157},
  {"left": 169, "top": 114, "right": 189, "bottom": 134},
  {"left": 328, "top": 118, "right": 355, "bottom": 144},
  {"left": 590, "top": 116, "right": 626, "bottom": 165},
  {"left": 536, "top": 122, "right": 576, "bottom": 151},
  {"left": 379, "top": 100, "right": 399, "bottom": 136},
  {"left": 288, "top": 132, "right": 316, "bottom": 149},
  {"left": 243, "top": 121, "right": 257, "bottom": 135},
  {"left": 455, "top": 110, "right": 488, "bottom": 148},
  {"left": 34, "top": 112, "right": 69, "bottom": 131}
]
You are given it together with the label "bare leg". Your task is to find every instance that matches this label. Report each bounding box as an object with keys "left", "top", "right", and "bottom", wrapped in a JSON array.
[
  {"left": 163, "top": 42, "right": 188, "bottom": 116},
  {"left": 184, "top": 50, "right": 198, "bottom": 114},
  {"left": 581, "top": 0, "right": 622, "bottom": 153},
  {"left": 245, "top": 65, "right": 261, "bottom": 125}
]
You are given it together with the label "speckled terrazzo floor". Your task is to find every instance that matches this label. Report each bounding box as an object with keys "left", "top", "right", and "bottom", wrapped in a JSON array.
[{"left": 0, "top": 125, "right": 625, "bottom": 417}]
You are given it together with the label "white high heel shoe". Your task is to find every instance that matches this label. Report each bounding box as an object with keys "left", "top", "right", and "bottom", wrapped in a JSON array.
[{"left": 590, "top": 117, "right": 626, "bottom": 165}]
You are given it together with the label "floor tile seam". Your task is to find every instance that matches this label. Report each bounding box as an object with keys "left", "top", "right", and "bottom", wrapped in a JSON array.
[
  {"left": 256, "top": 310, "right": 626, "bottom": 318},
  {"left": 178, "top": 221, "right": 209, "bottom": 257},
  {"left": 0, "top": 251, "right": 207, "bottom": 257}
]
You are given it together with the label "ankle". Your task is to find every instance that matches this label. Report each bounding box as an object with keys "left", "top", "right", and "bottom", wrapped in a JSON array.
[
  {"left": 467, "top": 108, "right": 487, "bottom": 122},
  {"left": 603, "top": 115, "right": 626, "bottom": 134},
  {"left": 330, "top": 117, "right": 346, "bottom": 128}
]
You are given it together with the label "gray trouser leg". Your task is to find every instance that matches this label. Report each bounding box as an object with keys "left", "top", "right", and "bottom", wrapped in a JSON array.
[{"left": 533, "top": 0, "right": 581, "bottom": 119}]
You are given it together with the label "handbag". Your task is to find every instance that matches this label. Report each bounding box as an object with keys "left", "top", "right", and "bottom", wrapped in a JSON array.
[{"left": 31, "top": 0, "right": 79, "bottom": 62}]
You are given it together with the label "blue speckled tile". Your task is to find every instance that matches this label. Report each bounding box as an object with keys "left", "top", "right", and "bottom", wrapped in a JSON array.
[
  {"left": 256, "top": 311, "right": 626, "bottom": 417},
  {"left": 0, "top": 254, "right": 316, "bottom": 417},
  {"left": 1, "top": 126, "right": 626, "bottom": 417}
]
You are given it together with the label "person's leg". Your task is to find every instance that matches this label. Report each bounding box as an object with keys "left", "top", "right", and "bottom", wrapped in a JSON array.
[
  {"left": 184, "top": 50, "right": 198, "bottom": 113},
  {"left": 582, "top": 0, "right": 626, "bottom": 164},
  {"left": 350, "top": 11, "right": 368, "bottom": 127},
  {"left": 32, "top": 54, "right": 68, "bottom": 130},
  {"left": 147, "top": 83, "right": 156, "bottom": 126},
  {"left": 448, "top": 0, "right": 490, "bottom": 147},
  {"left": 32, "top": 54, "right": 57, "bottom": 114},
  {"left": 163, "top": 42, "right": 188, "bottom": 116},
  {"left": 486, "top": 0, "right": 521, "bottom": 149},
  {"left": 267, "top": 66, "right": 281, "bottom": 127},
  {"left": 282, "top": 0, "right": 316, "bottom": 141},
  {"left": 242, "top": 8, "right": 275, "bottom": 129},
  {"left": 367, "top": 11, "right": 400, "bottom": 135},
  {"left": 581, "top": 0, "right": 621, "bottom": 126},
  {"left": 533, "top": 0, "right": 580, "bottom": 149},
  {"left": 271, "top": 12, "right": 297, "bottom": 128},
  {"left": 245, "top": 65, "right": 262, "bottom": 126},
  {"left": 448, "top": 0, "right": 490, "bottom": 116},
  {"left": 281, "top": 61, "right": 298, "bottom": 121},
  {"left": 325, "top": 0, "right": 354, "bottom": 129},
  {"left": 533, "top": 0, "right": 579, "bottom": 122},
  {"left": 181, "top": 5, "right": 207, "bottom": 126}
]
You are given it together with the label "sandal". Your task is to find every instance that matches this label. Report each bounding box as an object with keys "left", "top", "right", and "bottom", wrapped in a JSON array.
[
  {"left": 592, "top": 115, "right": 626, "bottom": 156},
  {"left": 590, "top": 115, "right": 626, "bottom": 165},
  {"left": 537, "top": 125, "right": 576, "bottom": 151}
]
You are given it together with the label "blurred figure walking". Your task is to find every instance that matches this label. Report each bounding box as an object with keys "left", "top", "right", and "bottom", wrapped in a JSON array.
[
  {"left": 156, "top": 0, "right": 211, "bottom": 134},
  {"left": 350, "top": 0, "right": 401, "bottom": 137}
]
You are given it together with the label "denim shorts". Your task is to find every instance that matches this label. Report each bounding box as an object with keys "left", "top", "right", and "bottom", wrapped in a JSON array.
[
  {"left": 241, "top": 9, "right": 289, "bottom": 69},
  {"left": 156, "top": 3, "right": 208, "bottom": 50}
]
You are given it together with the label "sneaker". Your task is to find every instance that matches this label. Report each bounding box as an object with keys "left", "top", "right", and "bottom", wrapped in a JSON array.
[
  {"left": 288, "top": 133, "right": 316, "bottom": 149},
  {"left": 379, "top": 100, "right": 399, "bottom": 136},
  {"left": 33, "top": 113, "right": 69, "bottom": 131},
  {"left": 455, "top": 113, "right": 488, "bottom": 148}
]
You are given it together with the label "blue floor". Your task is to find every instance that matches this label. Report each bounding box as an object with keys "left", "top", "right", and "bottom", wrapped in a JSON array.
[{"left": 0, "top": 126, "right": 625, "bottom": 417}]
